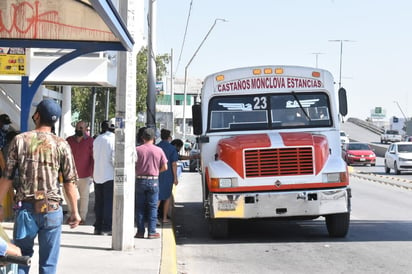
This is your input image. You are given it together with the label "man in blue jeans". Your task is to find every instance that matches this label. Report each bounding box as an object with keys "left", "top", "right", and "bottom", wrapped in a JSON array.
[
  {"left": 0, "top": 99, "right": 80, "bottom": 274},
  {"left": 135, "top": 128, "right": 167, "bottom": 239}
]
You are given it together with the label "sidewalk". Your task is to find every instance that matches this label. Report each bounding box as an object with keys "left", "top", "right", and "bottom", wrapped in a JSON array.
[{"left": 0, "top": 179, "right": 179, "bottom": 274}]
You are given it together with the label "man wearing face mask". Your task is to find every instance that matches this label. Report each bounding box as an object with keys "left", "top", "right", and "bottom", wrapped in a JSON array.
[
  {"left": 65, "top": 121, "right": 94, "bottom": 225},
  {"left": 0, "top": 114, "right": 12, "bottom": 150}
]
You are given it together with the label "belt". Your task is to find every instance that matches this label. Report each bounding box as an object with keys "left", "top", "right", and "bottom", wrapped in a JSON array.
[
  {"left": 137, "top": 175, "right": 158, "bottom": 179},
  {"left": 22, "top": 199, "right": 60, "bottom": 213}
]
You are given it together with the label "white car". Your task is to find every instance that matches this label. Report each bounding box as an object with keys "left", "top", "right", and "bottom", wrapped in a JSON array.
[
  {"left": 384, "top": 142, "right": 412, "bottom": 174},
  {"left": 340, "top": 131, "right": 350, "bottom": 145}
]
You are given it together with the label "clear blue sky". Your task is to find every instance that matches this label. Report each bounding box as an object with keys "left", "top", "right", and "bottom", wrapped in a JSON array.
[{"left": 154, "top": 0, "right": 412, "bottom": 120}]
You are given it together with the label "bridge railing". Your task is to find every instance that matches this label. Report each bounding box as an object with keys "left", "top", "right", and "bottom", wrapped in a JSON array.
[{"left": 347, "top": 117, "right": 385, "bottom": 135}]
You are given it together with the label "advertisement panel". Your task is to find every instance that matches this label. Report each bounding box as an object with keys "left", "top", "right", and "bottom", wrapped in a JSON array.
[{"left": 0, "top": 47, "right": 26, "bottom": 75}]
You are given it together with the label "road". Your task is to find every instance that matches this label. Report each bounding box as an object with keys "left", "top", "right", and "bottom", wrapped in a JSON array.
[{"left": 174, "top": 171, "right": 412, "bottom": 274}]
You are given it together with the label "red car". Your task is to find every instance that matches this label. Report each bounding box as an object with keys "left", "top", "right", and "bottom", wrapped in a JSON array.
[{"left": 342, "top": 142, "right": 376, "bottom": 166}]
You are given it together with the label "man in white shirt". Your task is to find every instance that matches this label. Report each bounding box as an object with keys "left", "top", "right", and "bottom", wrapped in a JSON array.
[{"left": 92, "top": 120, "right": 115, "bottom": 235}]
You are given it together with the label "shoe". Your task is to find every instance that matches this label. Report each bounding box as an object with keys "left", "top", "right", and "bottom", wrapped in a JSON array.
[
  {"left": 148, "top": 232, "right": 160, "bottom": 239},
  {"left": 94, "top": 229, "right": 102, "bottom": 235},
  {"left": 102, "top": 231, "right": 112, "bottom": 236},
  {"left": 156, "top": 220, "right": 161, "bottom": 227},
  {"left": 79, "top": 220, "right": 86, "bottom": 225},
  {"left": 162, "top": 219, "right": 171, "bottom": 224},
  {"left": 134, "top": 233, "right": 144, "bottom": 238}
]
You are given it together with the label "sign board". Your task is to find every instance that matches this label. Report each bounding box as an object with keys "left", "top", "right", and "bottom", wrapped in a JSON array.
[
  {"left": 0, "top": 47, "right": 26, "bottom": 75},
  {"left": 370, "top": 107, "right": 386, "bottom": 119}
]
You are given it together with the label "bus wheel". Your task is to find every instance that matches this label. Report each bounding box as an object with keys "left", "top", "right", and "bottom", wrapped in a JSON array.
[
  {"left": 325, "top": 212, "right": 350, "bottom": 237},
  {"left": 209, "top": 219, "right": 229, "bottom": 239}
]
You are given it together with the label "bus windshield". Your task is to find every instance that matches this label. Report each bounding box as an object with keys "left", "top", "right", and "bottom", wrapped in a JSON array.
[{"left": 208, "top": 92, "right": 332, "bottom": 132}]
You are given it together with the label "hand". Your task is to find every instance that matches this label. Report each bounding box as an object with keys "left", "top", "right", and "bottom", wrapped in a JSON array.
[
  {"left": 67, "top": 212, "right": 81, "bottom": 229},
  {"left": 173, "top": 179, "right": 178, "bottom": 186},
  {"left": 7, "top": 243, "right": 22, "bottom": 257}
]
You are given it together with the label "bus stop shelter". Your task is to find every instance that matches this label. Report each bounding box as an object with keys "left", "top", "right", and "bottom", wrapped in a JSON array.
[{"left": 0, "top": 0, "right": 138, "bottom": 251}]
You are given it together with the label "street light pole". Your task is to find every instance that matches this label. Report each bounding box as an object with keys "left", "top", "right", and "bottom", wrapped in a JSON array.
[
  {"left": 182, "top": 18, "right": 227, "bottom": 140},
  {"left": 329, "top": 40, "right": 354, "bottom": 88},
  {"left": 311, "top": 52, "right": 324, "bottom": 68},
  {"left": 394, "top": 100, "right": 408, "bottom": 121}
]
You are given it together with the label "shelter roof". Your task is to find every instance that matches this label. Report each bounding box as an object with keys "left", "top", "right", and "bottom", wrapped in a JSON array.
[{"left": 0, "top": 0, "right": 133, "bottom": 51}]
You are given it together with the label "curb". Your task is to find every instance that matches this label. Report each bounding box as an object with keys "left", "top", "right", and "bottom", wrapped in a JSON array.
[
  {"left": 160, "top": 185, "right": 178, "bottom": 274},
  {"left": 160, "top": 223, "right": 177, "bottom": 274},
  {"left": 349, "top": 170, "right": 412, "bottom": 190}
]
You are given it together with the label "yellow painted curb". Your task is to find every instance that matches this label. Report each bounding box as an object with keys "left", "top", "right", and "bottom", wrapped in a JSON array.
[
  {"left": 160, "top": 224, "right": 177, "bottom": 274},
  {"left": 160, "top": 185, "right": 177, "bottom": 274}
]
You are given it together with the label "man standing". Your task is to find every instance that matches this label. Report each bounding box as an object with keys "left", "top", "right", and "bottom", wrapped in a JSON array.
[
  {"left": 66, "top": 121, "right": 94, "bottom": 224},
  {"left": 0, "top": 99, "right": 80, "bottom": 274},
  {"left": 157, "top": 129, "right": 178, "bottom": 223},
  {"left": 135, "top": 128, "right": 167, "bottom": 239},
  {"left": 93, "top": 120, "right": 115, "bottom": 236},
  {"left": 0, "top": 114, "right": 11, "bottom": 149}
]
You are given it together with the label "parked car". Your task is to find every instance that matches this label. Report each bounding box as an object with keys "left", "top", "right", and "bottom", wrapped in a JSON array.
[
  {"left": 342, "top": 142, "right": 376, "bottom": 166},
  {"left": 384, "top": 142, "right": 412, "bottom": 174},
  {"left": 189, "top": 143, "right": 200, "bottom": 172},
  {"left": 340, "top": 131, "right": 350, "bottom": 146}
]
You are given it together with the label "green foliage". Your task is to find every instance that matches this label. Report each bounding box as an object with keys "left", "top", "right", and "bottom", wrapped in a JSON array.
[
  {"left": 71, "top": 47, "right": 169, "bottom": 131},
  {"left": 71, "top": 87, "right": 116, "bottom": 132},
  {"left": 136, "top": 47, "right": 170, "bottom": 113}
]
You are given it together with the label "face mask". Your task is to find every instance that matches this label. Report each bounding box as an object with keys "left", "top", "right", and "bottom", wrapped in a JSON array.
[
  {"left": 75, "top": 130, "right": 83, "bottom": 137},
  {"left": 2, "top": 124, "right": 9, "bottom": 131}
]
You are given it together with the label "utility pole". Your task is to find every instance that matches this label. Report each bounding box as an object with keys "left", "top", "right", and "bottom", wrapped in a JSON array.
[
  {"left": 112, "top": 0, "right": 137, "bottom": 251},
  {"left": 147, "top": 0, "right": 157, "bottom": 128},
  {"left": 170, "top": 48, "right": 174, "bottom": 136},
  {"left": 182, "top": 18, "right": 227, "bottom": 140},
  {"left": 329, "top": 40, "right": 354, "bottom": 88}
]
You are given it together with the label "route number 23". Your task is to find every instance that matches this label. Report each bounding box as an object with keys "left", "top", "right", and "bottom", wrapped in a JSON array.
[{"left": 253, "top": 97, "right": 267, "bottom": 109}]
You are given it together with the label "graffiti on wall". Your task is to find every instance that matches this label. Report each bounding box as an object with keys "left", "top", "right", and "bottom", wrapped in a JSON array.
[{"left": 0, "top": 0, "right": 117, "bottom": 41}]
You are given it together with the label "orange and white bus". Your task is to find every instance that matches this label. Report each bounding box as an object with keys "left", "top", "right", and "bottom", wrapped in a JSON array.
[{"left": 192, "top": 65, "right": 350, "bottom": 238}]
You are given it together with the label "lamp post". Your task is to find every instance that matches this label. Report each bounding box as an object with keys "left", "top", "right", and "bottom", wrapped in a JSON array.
[
  {"left": 394, "top": 100, "right": 408, "bottom": 121},
  {"left": 311, "top": 52, "right": 324, "bottom": 68},
  {"left": 329, "top": 40, "right": 354, "bottom": 88},
  {"left": 182, "top": 18, "right": 227, "bottom": 140}
]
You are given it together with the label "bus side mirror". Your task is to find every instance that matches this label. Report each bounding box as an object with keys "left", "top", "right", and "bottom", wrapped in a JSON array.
[
  {"left": 192, "top": 103, "right": 202, "bottom": 135},
  {"left": 338, "top": 87, "right": 348, "bottom": 117}
]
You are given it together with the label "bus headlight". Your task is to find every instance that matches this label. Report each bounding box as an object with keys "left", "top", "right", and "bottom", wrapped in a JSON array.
[
  {"left": 219, "top": 178, "right": 233, "bottom": 188},
  {"left": 323, "top": 172, "right": 341, "bottom": 183},
  {"left": 211, "top": 178, "right": 236, "bottom": 188}
]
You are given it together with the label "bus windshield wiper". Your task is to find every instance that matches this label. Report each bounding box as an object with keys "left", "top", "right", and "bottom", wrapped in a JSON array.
[{"left": 291, "top": 91, "right": 311, "bottom": 121}]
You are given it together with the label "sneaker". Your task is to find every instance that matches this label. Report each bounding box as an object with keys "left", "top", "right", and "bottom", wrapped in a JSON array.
[
  {"left": 102, "top": 231, "right": 112, "bottom": 236},
  {"left": 148, "top": 232, "right": 160, "bottom": 239},
  {"left": 134, "top": 233, "right": 145, "bottom": 239}
]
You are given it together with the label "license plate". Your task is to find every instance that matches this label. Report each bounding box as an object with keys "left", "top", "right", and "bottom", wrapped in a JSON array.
[
  {"left": 218, "top": 200, "right": 237, "bottom": 211},
  {"left": 360, "top": 158, "right": 366, "bottom": 161}
]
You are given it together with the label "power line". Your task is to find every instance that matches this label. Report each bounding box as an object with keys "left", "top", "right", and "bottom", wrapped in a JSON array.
[{"left": 175, "top": 0, "right": 193, "bottom": 76}]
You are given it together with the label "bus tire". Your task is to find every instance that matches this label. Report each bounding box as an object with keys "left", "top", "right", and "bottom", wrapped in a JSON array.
[
  {"left": 209, "top": 219, "right": 229, "bottom": 239},
  {"left": 325, "top": 212, "right": 350, "bottom": 238}
]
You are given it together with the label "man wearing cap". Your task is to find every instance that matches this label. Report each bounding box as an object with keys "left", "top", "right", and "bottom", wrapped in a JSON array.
[
  {"left": 92, "top": 119, "right": 115, "bottom": 235},
  {"left": 0, "top": 98, "right": 80, "bottom": 274},
  {"left": 0, "top": 114, "right": 12, "bottom": 150},
  {"left": 135, "top": 128, "right": 168, "bottom": 239}
]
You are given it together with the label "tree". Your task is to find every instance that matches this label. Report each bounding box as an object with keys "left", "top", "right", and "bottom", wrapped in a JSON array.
[
  {"left": 71, "top": 47, "right": 169, "bottom": 131},
  {"left": 136, "top": 47, "right": 169, "bottom": 113}
]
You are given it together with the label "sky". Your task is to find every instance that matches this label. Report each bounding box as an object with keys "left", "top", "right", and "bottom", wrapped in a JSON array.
[{"left": 152, "top": 0, "right": 412, "bottom": 121}]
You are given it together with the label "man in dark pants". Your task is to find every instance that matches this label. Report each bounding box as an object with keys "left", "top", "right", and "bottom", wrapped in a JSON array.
[
  {"left": 92, "top": 120, "right": 115, "bottom": 236},
  {"left": 135, "top": 128, "right": 168, "bottom": 239}
]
